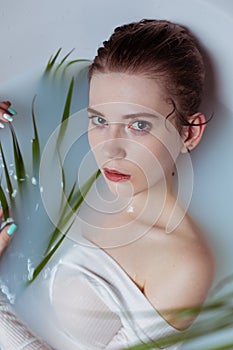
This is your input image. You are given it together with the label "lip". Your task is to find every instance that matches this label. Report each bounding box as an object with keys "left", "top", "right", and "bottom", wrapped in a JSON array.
[{"left": 103, "top": 168, "right": 131, "bottom": 182}]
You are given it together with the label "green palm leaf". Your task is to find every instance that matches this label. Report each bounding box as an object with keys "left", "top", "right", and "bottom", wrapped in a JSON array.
[
  {"left": 54, "top": 48, "right": 75, "bottom": 72},
  {"left": 56, "top": 77, "right": 74, "bottom": 146},
  {"left": 44, "top": 168, "right": 100, "bottom": 254},
  {"left": 28, "top": 223, "right": 71, "bottom": 282},
  {"left": 0, "top": 142, "right": 13, "bottom": 196},
  {"left": 9, "top": 125, "right": 26, "bottom": 183},
  {"left": 31, "top": 95, "right": 40, "bottom": 177},
  {"left": 0, "top": 182, "right": 10, "bottom": 220},
  {"left": 44, "top": 179, "right": 76, "bottom": 254},
  {"left": 29, "top": 169, "right": 100, "bottom": 283},
  {"left": 64, "top": 58, "right": 91, "bottom": 70},
  {"left": 45, "top": 47, "right": 62, "bottom": 73}
]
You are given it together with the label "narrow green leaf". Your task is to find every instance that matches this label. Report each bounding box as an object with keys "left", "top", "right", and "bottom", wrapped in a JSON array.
[
  {"left": 66, "top": 181, "right": 77, "bottom": 206},
  {"left": 44, "top": 227, "right": 61, "bottom": 256},
  {"left": 59, "top": 152, "right": 66, "bottom": 200},
  {"left": 0, "top": 183, "right": 10, "bottom": 220},
  {"left": 54, "top": 150, "right": 67, "bottom": 225},
  {"left": 61, "top": 77, "right": 75, "bottom": 124},
  {"left": 9, "top": 125, "right": 26, "bottom": 183},
  {"left": 57, "top": 77, "right": 75, "bottom": 145},
  {"left": 70, "top": 169, "right": 101, "bottom": 211},
  {"left": 45, "top": 181, "right": 76, "bottom": 254},
  {"left": 31, "top": 95, "right": 40, "bottom": 176},
  {"left": 0, "top": 142, "right": 13, "bottom": 196},
  {"left": 64, "top": 58, "right": 91, "bottom": 70},
  {"left": 45, "top": 169, "right": 100, "bottom": 255},
  {"left": 56, "top": 169, "right": 101, "bottom": 234},
  {"left": 31, "top": 169, "right": 100, "bottom": 283},
  {"left": 205, "top": 343, "right": 233, "bottom": 350},
  {"left": 28, "top": 232, "right": 66, "bottom": 282},
  {"left": 125, "top": 309, "right": 233, "bottom": 350},
  {"left": 28, "top": 221, "right": 73, "bottom": 283},
  {"left": 45, "top": 48, "right": 62, "bottom": 73},
  {"left": 55, "top": 48, "right": 75, "bottom": 72}
]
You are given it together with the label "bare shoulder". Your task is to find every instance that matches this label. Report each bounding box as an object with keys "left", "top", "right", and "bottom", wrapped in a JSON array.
[{"left": 143, "top": 219, "right": 215, "bottom": 330}]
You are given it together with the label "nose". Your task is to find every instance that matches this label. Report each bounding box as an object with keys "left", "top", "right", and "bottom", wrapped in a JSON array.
[
  {"left": 102, "top": 124, "right": 127, "bottom": 159},
  {"left": 103, "top": 139, "right": 127, "bottom": 159}
]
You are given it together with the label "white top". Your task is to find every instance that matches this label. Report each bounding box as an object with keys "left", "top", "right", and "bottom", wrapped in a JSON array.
[{"left": 0, "top": 235, "right": 183, "bottom": 350}]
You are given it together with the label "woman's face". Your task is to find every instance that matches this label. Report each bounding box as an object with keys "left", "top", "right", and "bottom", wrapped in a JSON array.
[{"left": 88, "top": 72, "right": 183, "bottom": 197}]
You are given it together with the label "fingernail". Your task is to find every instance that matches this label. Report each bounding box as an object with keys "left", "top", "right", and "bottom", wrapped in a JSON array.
[
  {"left": 3, "top": 113, "right": 13, "bottom": 122},
  {"left": 7, "top": 223, "right": 17, "bottom": 236},
  {"left": 0, "top": 122, "right": 5, "bottom": 129},
  {"left": 0, "top": 218, "right": 14, "bottom": 231},
  {"left": 7, "top": 107, "right": 17, "bottom": 116}
]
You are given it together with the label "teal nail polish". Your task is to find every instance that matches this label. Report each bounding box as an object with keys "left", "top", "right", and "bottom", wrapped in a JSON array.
[
  {"left": 7, "top": 223, "right": 17, "bottom": 236},
  {"left": 3, "top": 113, "right": 13, "bottom": 122},
  {"left": 7, "top": 107, "right": 17, "bottom": 115}
]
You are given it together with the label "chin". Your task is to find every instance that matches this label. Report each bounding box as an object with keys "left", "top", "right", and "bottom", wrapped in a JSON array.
[{"left": 106, "top": 180, "right": 136, "bottom": 198}]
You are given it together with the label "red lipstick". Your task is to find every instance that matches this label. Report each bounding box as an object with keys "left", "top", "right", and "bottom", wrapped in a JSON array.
[{"left": 103, "top": 168, "right": 131, "bottom": 182}]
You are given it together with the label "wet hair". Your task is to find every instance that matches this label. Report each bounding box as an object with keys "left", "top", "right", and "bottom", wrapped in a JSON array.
[{"left": 88, "top": 19, "right": 207, "bottom": 131}]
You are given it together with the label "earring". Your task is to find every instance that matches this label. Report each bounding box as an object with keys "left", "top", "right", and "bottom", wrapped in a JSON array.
[{"left": 187, "top": 147, "right": 190, "bottom": 153}]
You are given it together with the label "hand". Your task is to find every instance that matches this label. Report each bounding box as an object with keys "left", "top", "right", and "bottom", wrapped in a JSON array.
[
  {"left": 0, "top": 101, "right": 17, "bottom": 129},
  {"left": 0, "top": 209, "right": 17, "bottom": 256}
]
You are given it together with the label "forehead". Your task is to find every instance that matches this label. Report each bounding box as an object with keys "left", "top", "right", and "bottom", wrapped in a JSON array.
[{"left": 89, "top": 72, "right": 170, "bottom": 118}]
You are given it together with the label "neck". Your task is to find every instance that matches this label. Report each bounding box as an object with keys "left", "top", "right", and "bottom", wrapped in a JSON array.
[
  {"left": 80, "top": 174, "right": 183, "bottom": 247},
  {"left": 124, "top": 175, "right": 176, "bottom": 229}
]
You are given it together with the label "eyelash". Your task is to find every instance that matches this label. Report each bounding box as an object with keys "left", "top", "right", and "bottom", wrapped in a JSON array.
[
  {"left": 88, "top": 116, "right": 152, "bottom": 135},
  {"left": 128, "top": 120, "right": 152, "bottom": 134},
  {"left": 88, "top": 116, "right": 106, "bottom": 127}
]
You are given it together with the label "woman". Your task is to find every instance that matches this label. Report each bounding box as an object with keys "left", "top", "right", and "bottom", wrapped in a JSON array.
[{"left": 0, "top": 19, "right": 215, "bottom": 350}]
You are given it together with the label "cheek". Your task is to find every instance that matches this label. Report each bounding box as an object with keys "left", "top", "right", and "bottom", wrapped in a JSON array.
[
  {"left": 128, "top": 139, "right": 171, "bottom": 185},
  {"left": 87, "top": 128, "right": 94, "bottom": 148},
  {"left": 87, "top": 128, "right": 104, "bottom": 164},
  {"left": 127, "top": 141, "right": 163, "bottom": 177},
  {"left": 87, "top": 127, "right": 100, "bottom": 151},
  {"left": 130, "top": 138, "right": 163, "bottom": 164},
  {"left": 138, "top": 150, "right": 163, "bottom": 180}
]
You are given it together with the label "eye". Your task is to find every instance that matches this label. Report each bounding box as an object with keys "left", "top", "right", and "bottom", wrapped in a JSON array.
[
  {"left": 128, "top": 120, "right": 152, "bottom": 133},
  {"left": 88, "top": 115, "right": 107, "bottom": 127}
]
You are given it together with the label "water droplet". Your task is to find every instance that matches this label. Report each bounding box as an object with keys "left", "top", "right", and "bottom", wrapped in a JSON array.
[
  {"left": 31, "top": 177, "right": 37, "bottom": 185},
  {"left": 12, "top": 189, "right": 17, "bottom": 198},
  {"left": 27, "top": 258, "right": 35, "bottom": 281},
  {"left": 35, "top": 203, "right": 39, "bottom": 211},
  {"left": 0, "top": 283, "right": 15, "bottom": 304},
  {"left": 127, "top": 205, "right": 134, "bottom": 213}
]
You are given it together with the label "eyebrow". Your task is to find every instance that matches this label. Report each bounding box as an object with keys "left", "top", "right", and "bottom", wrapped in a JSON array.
[{"left": 87, "top": 107, "right": 159, "bottom": 120}]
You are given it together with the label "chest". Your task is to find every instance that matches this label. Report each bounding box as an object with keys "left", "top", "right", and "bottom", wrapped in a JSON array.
[{"left": 103, "top": 243, "right": 149, "bottom": 292}]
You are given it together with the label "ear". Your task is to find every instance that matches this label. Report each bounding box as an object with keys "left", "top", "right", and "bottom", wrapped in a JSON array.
[{"left": 180, "top": 113, "right": 206, "bottom": 154}]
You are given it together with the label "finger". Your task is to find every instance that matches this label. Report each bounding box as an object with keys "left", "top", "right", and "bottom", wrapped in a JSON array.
[
  {"left": 0, "top": 223, "right": 17, "bottom": 256},
  {"left": 0, "top": 209, "right": 13, "bottom": 222},
  {"left": 0, "top": 101, "right": 17, "bottom": 128},
  {"left": 0, "top": 209, "right": 14, "bottom": 226},
  {"left": 0, "top": 101, "right": 11, "bottom": 109}
]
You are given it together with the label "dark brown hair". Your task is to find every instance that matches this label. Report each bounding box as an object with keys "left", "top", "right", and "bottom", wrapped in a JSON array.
[{"left": 88, "top": 19, "right": 206, "bottom": 130}]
